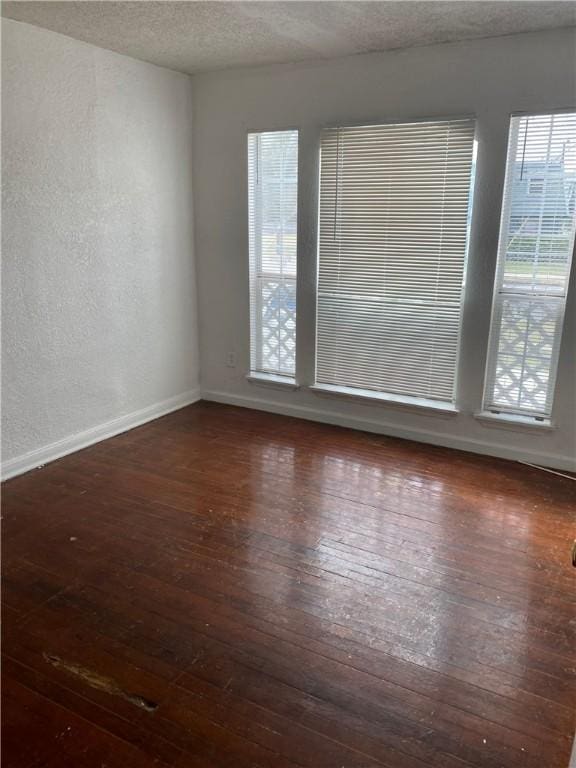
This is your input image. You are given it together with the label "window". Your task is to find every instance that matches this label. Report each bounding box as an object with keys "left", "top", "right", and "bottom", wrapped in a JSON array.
[
  {"left": 315, "top": 118, "right": 476, "bottom": 406},
  {"left": 483, "top": 112, "right": 576, "bottom": 420},
  {"left": 247, "top": 130, "right": 298, "bottom": 380}
]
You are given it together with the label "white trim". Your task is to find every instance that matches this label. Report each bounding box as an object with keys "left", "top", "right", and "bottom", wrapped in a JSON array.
[
  {"left": 482, "top": 112, "right": 576, "bottom": 420},
  {"left": 202, "top": 388, "right": 576, "bottom": 472},
  {"left": 247, "top": 373, "right": 299, "bottom": 390},
  {"left": 310, "top": 383, "right": 458, "bottom": 415},
  {"left": 569, "top": 730, "right": 576, "bottom": 768},
  {"left": 475, "top": 410, "right": 554, "bottom": 431},
  {"left": 321, "top": 113, "right": 476, "bottom": 132},
  {"left": 1, "top": 389, "right": 201, "bottom": 482}
]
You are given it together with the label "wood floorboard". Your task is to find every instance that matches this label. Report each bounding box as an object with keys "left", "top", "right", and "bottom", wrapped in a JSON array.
[{"left": 2, "top": 401, "right": 575, "bottom": 767}]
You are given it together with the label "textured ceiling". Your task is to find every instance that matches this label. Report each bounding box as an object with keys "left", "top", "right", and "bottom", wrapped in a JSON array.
[{"left": 2, "top": 1, "right": 576, "bottom": 74}]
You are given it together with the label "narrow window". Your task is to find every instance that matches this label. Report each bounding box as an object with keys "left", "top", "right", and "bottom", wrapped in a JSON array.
[
  {"left": 316, "top": 118, "right": 476, "bottom": 405},
  {"left": 483, "top": 112, "right": 576, "bottom": 420},
  {"left": 247, "top": 130, "right": 298, "bottom": 379}
]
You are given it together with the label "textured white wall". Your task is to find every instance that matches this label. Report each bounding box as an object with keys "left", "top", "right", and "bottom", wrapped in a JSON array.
[
  {"left": 2, "top": 20, "right": 199, "bottom": 468},
  {"left": 193, "top": 28, "right": 576, "bottom": 470}
]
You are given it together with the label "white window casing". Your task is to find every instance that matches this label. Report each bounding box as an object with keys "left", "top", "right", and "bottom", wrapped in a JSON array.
[
  {"left": 483, "top": 112, "right": 576, "bottom": 420},
  {"left": 248, "top": 130, "right": 298, "bottom": 380}
]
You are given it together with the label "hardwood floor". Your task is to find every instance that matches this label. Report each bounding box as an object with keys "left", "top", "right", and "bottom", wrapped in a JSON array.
[{"left": 2, "top": 401, "right": 575, "bottom": 768}]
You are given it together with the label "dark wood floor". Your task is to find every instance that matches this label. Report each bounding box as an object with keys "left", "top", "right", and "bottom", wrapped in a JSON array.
[{"left": 2, "top": 402, "right": 575, "bottom": 768}]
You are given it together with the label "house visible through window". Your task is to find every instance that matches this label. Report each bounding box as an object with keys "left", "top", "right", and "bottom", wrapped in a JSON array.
[
  {"left": 483, "top": 112, "right": 576, "bottom": 419},
  {"left": 315, "top": 118, "right": 476, "bottom": 405},
  {"left": 247, "top": 130, "right": 298, "bottom": 379}
]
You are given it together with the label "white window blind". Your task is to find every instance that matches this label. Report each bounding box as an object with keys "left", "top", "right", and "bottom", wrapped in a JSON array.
[
  {"left": 316, "top": 118, "right": 476, "bottom": 404},
  {"left": 483, "top": 112, "right": 576, "bottom": 419},
  {"left": 248, "top": 130, "right": 298, "bottom": 378}
]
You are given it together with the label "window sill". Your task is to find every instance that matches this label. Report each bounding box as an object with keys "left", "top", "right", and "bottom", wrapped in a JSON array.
[
  {"left": 246, "top": 373, "right": 299, "bottom": 391},
  {"left": 474, "top": 411, "right": 555, "bottom": 431},
  {"left": 309, "top": 384, "right": 458, "bottom": 415}
]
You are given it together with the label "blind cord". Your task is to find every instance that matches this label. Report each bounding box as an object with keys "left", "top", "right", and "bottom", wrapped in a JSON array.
[{"left": 518, "top": 461, "right": 576, "bottom": 481}]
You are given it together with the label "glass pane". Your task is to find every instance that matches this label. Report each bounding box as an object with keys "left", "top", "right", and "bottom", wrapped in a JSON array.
[
  {"left": 489, "top": 296, "right": 562, "bottom": 414},
  {"left": 258, "top": 279, "right": 296, "bottom": 376},
  {"left": 501, "top": 113, "right": 576, "bottom": 296},
  {"left": 484, "top": 112, "right": 576, "bottom": 417},
  {"left": 248, "top": 130, "right": 298, "bottom": 377}
]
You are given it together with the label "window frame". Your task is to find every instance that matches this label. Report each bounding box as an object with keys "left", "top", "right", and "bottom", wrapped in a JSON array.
[
  {"left": 480, "top": 109, "right": 576, "bottom": 424},
  {"left": 246, "top": 128, "right": 299, "bottom": 385},
  {"left": 312, "top": 114, "right": 478, "bottom": 411}
]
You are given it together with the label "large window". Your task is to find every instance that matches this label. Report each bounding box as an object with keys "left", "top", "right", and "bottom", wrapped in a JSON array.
[
  {"left": 247, "top": 130, "right": 298, "bottom": 379},
  {"left": 483, "top": 112, "right": 576, "bottom": 420},
  {"left": 315, "top": 118, "right": 476, "bottom": 405}
]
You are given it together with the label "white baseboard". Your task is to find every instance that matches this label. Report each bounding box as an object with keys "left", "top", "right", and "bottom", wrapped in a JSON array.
[
  {"left": 5, "top": 386, "right": 572, "bottom": 480},
  {"left": 202, "top": 389, "right": 576, "bottom": 473},
  {"left": 1, "top": 389, "right": 201, "bottom": 481}
]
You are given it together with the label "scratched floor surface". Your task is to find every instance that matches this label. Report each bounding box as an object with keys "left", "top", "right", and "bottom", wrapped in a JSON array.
[{"left": 2, "top": 401, "right": 575, "bottom": 767}]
